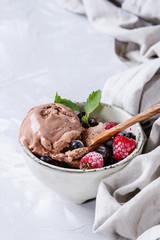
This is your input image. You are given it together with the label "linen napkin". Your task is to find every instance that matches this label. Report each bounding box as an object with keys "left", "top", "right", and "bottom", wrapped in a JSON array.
[
  {"left": 93, "top": 148, "right": 160, "bottom": 240},
  {"left": 93, "top": 59, "right": 160, "bottom": 240},
  {"left": 102, "top": 58, "right": 160, "bottom": 153},
  {"left": 57, "top": 0, "right": 160, "bottom": 65}
]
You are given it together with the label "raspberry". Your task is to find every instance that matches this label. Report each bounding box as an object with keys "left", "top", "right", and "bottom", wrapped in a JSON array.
[
  {"left": 80, "top": 152, "right": 104, "bottom": 170},
  {"left": 113, "top": 135, "right": 136, "bottom": 161},
  {"left": 105, "top": 122, "right": 116, "bottom": 130}
]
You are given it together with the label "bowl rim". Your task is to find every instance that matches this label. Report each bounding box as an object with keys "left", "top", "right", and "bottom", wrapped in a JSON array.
[{"left": 20, "top": 103, "right": 146, "bottom": 174}]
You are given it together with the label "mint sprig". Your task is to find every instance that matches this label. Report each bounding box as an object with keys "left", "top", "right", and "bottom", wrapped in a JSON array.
[
  {"left": 82, "top": 90, "right": 101, "bottom": 125},
  {"left": 54, "top": 92, "right": 80, "bottom": 111},
  {"left": 54, "top": 90, "right": 102, "bottom": 126}
]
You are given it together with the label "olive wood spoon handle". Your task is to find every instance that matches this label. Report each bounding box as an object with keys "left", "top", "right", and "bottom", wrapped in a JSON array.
[{"left": 88, "top": 104, "right": 160, "bottom": 148}]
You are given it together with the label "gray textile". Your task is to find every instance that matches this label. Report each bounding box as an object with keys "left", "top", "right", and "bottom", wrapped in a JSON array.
[
  {"left": 57, "top": 0, "right": 160, "bottom": 64},
  {"left": 93, "top": 58, "right": 160, "bottom": 240},
  {"left": 57, "top": 1, "right": 160, "bottom": 239},
  {"left": 93, "top": 147, "right": 160, "bottom": 240}
]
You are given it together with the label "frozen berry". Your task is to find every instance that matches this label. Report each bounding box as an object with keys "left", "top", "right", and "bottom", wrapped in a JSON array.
[
  {"left": 124, "top": 132, "right": 136, "bottom": 140},
  {"left": 70, "top": 140, "right": 84, "bottom": 150},
  {"left": 105, "top": 122, "right": 116, "bottom": 130},
  {"left": 80, "top": 152, "right": 104, "bottom": 170},
  {"left": 40, "top": 156, "right": 52, "bottom": 163},
  {"left": 96, "top": 146, "right": 107, "bottom": 157},
  {"left": 113, "top": 135, "right": 136, "bottom": 161},
  {"left": 104, "top": 155, "right": 116, "bottom": 166},
  {"left": 105, "top": 138, "right": 113, "bottom": 149},
  {"left": 88, "top": 117, "right": 98, "bottom": 127}
]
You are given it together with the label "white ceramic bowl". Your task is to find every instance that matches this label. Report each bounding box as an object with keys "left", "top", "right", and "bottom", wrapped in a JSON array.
[{"left": 20, "top": 103, "right": 146, "bottom": 204}]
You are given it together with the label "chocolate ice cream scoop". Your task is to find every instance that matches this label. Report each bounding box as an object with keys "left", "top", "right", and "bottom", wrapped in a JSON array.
[
  {"left": 19, "top": 103, "right": 84, "bottom": 158},
  {"left": 49, "top": 122, "right": 106, "bottom": 163}
]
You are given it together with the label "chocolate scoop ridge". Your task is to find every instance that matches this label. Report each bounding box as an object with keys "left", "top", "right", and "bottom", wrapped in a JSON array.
[{"left": 19, "top": 103, "right": 84, "bottom": 158}]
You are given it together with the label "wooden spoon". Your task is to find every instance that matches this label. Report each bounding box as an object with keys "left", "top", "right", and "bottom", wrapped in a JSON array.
[{"left": 87, "top": 104, "right": 160, "bottom": 149}]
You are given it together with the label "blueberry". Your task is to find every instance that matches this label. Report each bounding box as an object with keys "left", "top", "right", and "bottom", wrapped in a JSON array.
[
  {"left": 124, "top": 132, "right": 136, "bottom": 140},
  {"left": 40, "top": 156, "right": 52, "bottom": 163},
  {"left": 105, "top": 138, "right": 113, "bottom": 149},
  {"left": 104, "top": 155, "right": 116, "bottom": 166},
  {"left": 88, "top": 117, "right": 98, "bottom": 127},
  {"left": 34, "top": 154, "right": 41, "bottom": 159},
  {"left": 81, "top": 121, "right": 89, "bottom": 129},
  {"left": 96, "top": 146, "right": 107, "bottom": 158},
  {"left": 70, "top": 140, "right": 84, "bottom": 150},
  {"left": 75, "top": 111, "right": 85, "bottom": 120}
]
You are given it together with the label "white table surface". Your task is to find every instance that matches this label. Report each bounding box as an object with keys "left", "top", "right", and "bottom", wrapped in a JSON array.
[{"left": 0, "top": 1, "right": 126, "bottom": 239}]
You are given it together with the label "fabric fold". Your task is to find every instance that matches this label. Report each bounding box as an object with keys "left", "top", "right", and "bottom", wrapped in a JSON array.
[
  {"left": 102, "top": 58, "right": 160, "bottom": 116},
  {"left": 57, "top": 0, "right": 160, "bottom": 64},
  {"left": 93, "top": 148, "right": 160, "bottom": 240},
  {"left": 94, "top": 59, "right": 160, "bottom": 239}
]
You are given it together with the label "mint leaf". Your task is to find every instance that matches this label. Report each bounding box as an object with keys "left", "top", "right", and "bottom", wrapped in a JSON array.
[
  {"left": 81, "top": 90, "right": 101, "bottom": 125},
  {"left": 54, "top": 92, "right": 62, "bottom": 103},
  {"left": 60, "top": 99, "right": 80, "bottom": 111},
  {"left": 84, "top": 89, "right": 101, "bottom": 118},
  {"left": 81, "top": 115, "right": 89, "bottom": 125},
  {"left": 54, "top": 92, "right": 80, "bottom": 111}
]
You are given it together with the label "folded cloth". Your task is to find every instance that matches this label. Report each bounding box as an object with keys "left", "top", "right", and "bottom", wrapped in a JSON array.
[
  {"left": 102, "top": 58, "right": 160, "bottom": 152},
  {"left": 93, "top": 148, "right": 160, "bottom": 240},
  {"left": 93, "top": 60, "right": 160, "bottom": 240},
  {"left": 102, "top": 58, "right": 160, "bottom": 116},
  {"left": 57, "top": 0, "right": 160, "bottom": 64}
]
